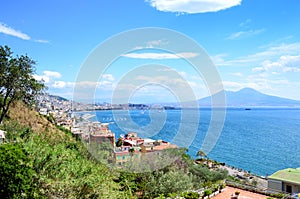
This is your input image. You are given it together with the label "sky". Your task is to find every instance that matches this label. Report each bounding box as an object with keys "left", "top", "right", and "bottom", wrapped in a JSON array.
[{"left": 1, "top": 0, "right": 300, "bottom": 103}]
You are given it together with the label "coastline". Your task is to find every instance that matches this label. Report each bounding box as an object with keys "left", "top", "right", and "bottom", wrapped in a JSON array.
[
  {"left": 73, "top": 109, "right": 299, "bottom": 184},
  {"left": 218, "top": 164, "right": 268, "bottom": 189}
]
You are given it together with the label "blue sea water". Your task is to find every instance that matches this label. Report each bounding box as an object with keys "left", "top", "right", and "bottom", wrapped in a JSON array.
[{"left": 94, "top": 108, "right": 300, "bottom": 176}]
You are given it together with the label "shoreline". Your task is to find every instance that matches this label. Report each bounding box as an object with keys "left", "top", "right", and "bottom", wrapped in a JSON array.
[
  {"left": 195, "top": 158, "right": 268, "bottom": 190},
  {"left": 218, "top": 164, "right": 268, "bottom": 189}
]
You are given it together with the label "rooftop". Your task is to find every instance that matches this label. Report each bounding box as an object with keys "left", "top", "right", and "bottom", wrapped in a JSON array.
[{"left": 269, "top": 168, "right": 300, "bottom": 184}]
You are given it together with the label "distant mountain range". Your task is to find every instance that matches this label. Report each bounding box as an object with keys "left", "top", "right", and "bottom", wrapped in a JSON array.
[
  {"left": 198, "top": 88, "right": 300, "bottom": 107},
  {"left": 51, "top": 87, "right": 300, "bottom": 108}
]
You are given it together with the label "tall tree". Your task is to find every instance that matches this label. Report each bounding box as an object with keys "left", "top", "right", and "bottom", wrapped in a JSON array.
[{"left": 0, "top": 45, "right": 45, "bottom": 124}]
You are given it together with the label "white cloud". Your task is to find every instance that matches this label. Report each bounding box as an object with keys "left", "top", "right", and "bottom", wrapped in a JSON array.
[
  {"left": 239, "top": 19, "right": 252, "bottom": 27},
  {"left": 52, "top": 81, "right": 73, "bottom": 89},
  {"left": 0, "top": 22, "right": 49, "bottom": 43},
  {"left": 134, "top": 40, "right": 169, "bottom": 50},
  {"left": 43, "top": 71, "right": 62, "bottom": 78},
  {"left": 147, "top": 0, "right": 242, "bottom": 14},
  {"left": 33, "top": 70, "right": 62, "bottom": 83},
  {"left": 211, "top": 43, "right": 300, "bottom": 100},
  {"left": 33, "top": 74, "right": 48, "bottom": 83},
  {"left": 252, "top": 67, "right": 265, "bottom": 73},
  {"left": 253, "top": 54, "right": 300, "bottom": 73},
  {"left": 122, "top": 52, "right": 198, "bottom": 59},
  {"left": 279, "top": 55, "right": 300, "bottom": 72},
  {"left": 214, "top": 42, "right": 300, "bottom": 67},
  {"left": 146, "top": 40, "right": 168, "bottom": 48},
  {"left": 101, "top": 74, "right": 115, "bottom": 81},
  {"left": 227, "top": 29, "right": 265, "bottom": 40},
  {"left": 0, "top": 22, "right": 30, "bottom": 40},
  {"left": 222, "top": 80, "right": 270, "bottom": 92},
  {"left": 52, "top": 80, "right": 113, "bottom": 90},
  {"left": 211, "top": 54, "right": 230, "bottom": 66},
  {"left": 178, "top": 71, "right": 187, "bottom": 77},
  {"left": 229, "top": 72, "right": 243, "bottom": 77},
  {"left": 35, "top": 39, "right": 49, "bottom": 44}
]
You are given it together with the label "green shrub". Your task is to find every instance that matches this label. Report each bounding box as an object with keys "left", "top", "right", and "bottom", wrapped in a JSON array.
[
  {"left": 0, "top": 143, "right": 35, "bottom": 198},
  {"left": 168, "top": 192, "right": 178, "bottom": 198},
  {"left": 204, "top": 189, "right": 212, "bottom": 196},
  {"left": 181, "top": 191, "right": 200, "bottom": 199}
]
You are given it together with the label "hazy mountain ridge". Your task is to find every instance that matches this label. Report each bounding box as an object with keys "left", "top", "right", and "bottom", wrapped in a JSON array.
[
  {"left": 49, "top": 88, "right": 300, "bottom": 108},
  {"left": 199, "top": 88, "right": 300, "bottom": 107}
]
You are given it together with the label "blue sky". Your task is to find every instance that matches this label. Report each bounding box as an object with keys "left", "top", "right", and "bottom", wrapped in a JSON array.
[{"left": 1, "top": 0, "right": 300, "bottom": 103}]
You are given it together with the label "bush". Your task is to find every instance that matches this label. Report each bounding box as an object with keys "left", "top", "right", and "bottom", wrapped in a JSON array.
[
  {"left": 168, "top": 192, "right": 178, "bottom": 198},
  {"left": 0, "top": 143, "right": 35, "bottom": 198},
  {"left": 204, "top": 189, "right": 212, "bottom": 196},
  {"left": 146, "top": 169, "right": 193, "bottom": 197},
  {"left": 181, "top": 191, "right": 200, "bottom": 199}
]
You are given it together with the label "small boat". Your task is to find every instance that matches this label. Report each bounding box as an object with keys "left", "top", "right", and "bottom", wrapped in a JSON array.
[{"left": 245, "top": 108, "right": 251, "bottom": 110}]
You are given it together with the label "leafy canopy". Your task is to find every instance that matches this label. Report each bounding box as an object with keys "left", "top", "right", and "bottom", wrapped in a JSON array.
[{"left": 0, "top": 45, "right": 45, "bottom": 124}]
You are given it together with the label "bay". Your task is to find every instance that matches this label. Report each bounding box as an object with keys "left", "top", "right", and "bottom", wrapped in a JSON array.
[{"left": 94, "top": 108, "right": 300, "bottom": 176}]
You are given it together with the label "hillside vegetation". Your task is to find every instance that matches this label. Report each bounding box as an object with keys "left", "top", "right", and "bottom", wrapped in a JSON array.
[
  {"left": 1, "top": 102, "right": 128, "bottom": 198},
  {"left": 0, "top": 102, "right": 228, "bottom": 199}
]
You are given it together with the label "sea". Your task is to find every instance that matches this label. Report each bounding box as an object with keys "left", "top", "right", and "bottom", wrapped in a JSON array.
[{"left": 85, "top": 108, "right": 300, "bottom": 176}]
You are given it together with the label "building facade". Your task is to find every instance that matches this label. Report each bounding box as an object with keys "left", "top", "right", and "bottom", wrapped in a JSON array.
[{"left": 268, "top": 168, "right": 300, "bottom": 194}]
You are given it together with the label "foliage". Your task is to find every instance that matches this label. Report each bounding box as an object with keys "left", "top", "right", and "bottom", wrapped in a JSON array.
[
  {"left": 203, "top": 189, "right": 212, "bottom": 196},
  {"left": 114, "top": 147, "right": 228, "bottom": 198},
  {"left": 45, "top": 113, "right": 56, "bottom": 125},
  {"left": 180, "top": 191, "right": 200, "bottom": 199},
  {"left": 1, "top": 99, "right": 229, "bottom": 199},
  {"left": 88, "top": 140, "right": 115, "bottom": 164},
  {"left": 1, "top": 110, "right": 128, "bottom": 198},
  {"left": 146, "top": 168, "right": 193, "bottom": 197},
  {"left": 0, "top": 45, "right": 45, "bottom": 124},
  {"left": 251, "top": 179, "right": 258, "bottom": 187},
  {"left": 23, "top": 134, "right": 125, "bottom": 198},
  {"left": 196, "top": 150, "right": 207, "bottom": 158},
  {"left": 0, "top": 143, "right": 35, "bottom": 199},
  {"left": 189, "top": 164, "right": 228, "bottom": 189},
  {"left": 167, "top": 192, "right": 178, "bottom": 198},
  {"left": 116, "top": 138, "right": 123, "bottom": 147}
]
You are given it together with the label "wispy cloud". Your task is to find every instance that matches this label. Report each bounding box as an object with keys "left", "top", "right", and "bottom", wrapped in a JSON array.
[
  {"left": 122, "top": 52, "right": 198, "bottom": 59},
  {"left": 227, "top": 29, "right": 265, "bottom": 40},
  {"left": 52, "top": 81, "right": 74, "bottom": 89},
  {"left": 218, "top": 42, "right": 300, "bottom": 99},
  {"left": 47, "top": 73, "right": 116, "bottom": 92},
  {"left": 146, "top": 0, "right": 242, "bottom": 14},
  {"left": 101, "top": 74, "right": 115, "bottom": 81},
  {"left": 34, "top": 39, "right": 50, "bottom": 44},
  {"left": 229, "top": 72, "right": 243, "bottom": 77},
  {"left": 0, "top": 22, "right": 48, "bottom": 43},
  {"left": 252, "top": 54, "right": 300, "bottom": 73},
  {"left": 0, "top": 22, "right": 30, "bottom": 40},
  {"left": 213, "top": 42, "right": 300, "bottom": 67},
  {"left": 239, "top": 19, "right": 252, "bottom": 27},
  {"left": 134, "top": 40, "right": 169, "bottom": 50},
  {"left": 33, "top": 70, "right": 62, "bottom": 83}
]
